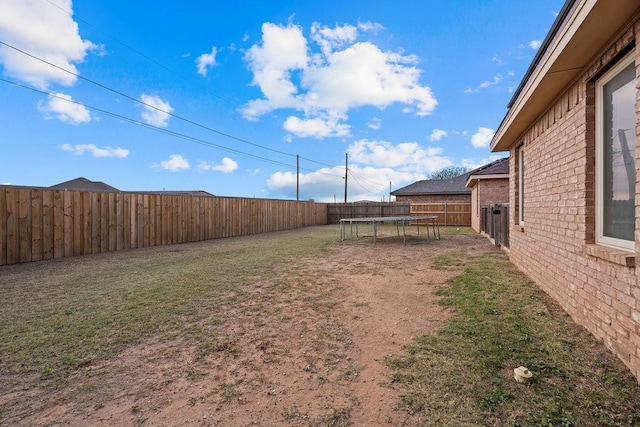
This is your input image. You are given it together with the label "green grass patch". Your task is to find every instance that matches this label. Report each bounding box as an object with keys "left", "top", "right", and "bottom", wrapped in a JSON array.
[
  {"left": 386, "top": 247, "right": 640, "bottom": 426},
  {"left": 0, "top": 227, "right": 339, "bottom": 383}
]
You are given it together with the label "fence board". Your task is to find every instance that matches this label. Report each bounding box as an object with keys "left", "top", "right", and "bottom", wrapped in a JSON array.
[
  {"left": 0, "top": 189, "right": 328, "bottom": 265},
  {"left": 326, "top": 202, "right": 411, "bottom": 223},
  {"left": 410, "top": 202, "right": 471, "bottom": 226},
  {"left": 31, "top": 189, "right": 42, "bottom": 262},
  {"left": 0, "top": 189, "right": 6, "bottom": 265},
  {"left": 17, "top": 189, "right": 31, "bottom": 263},
  {"left": 5, "top": 189, "right": 17, "bottom": 265},
  {"left": 53, "top": 191, "right": 63, "bottom": 259}
]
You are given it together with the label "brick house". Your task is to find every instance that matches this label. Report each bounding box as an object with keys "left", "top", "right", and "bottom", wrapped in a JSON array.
[
  {"left": 491, "top": 0, "right": 640, "bottom": 379},
  {"left": 47, "top": 177, "right": 215, "bottom": 197},
  {"left": 391, "top": 172, "right": 472, "bottom": 204},
  {"left": 464, "top": 158, "right": 509, "bottom": 232},
  {"left": 392, "top": 159, "right": 508, "bottom": 229}
]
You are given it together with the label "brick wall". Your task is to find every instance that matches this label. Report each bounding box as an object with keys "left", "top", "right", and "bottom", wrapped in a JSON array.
[
  {"left": 507, "top": 21, "right": 640, "bottom": 379},
  {"left": 471, "top": 178, "right": 509, "bottom": 232}
]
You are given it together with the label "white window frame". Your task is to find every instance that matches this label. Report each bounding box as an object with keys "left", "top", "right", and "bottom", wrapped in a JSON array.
[
  {"left": 595, "top": 51, "right": 636, "bottom": 251},
  {"left": 517, "top": 146, "right": 524, "bottom": 226}
]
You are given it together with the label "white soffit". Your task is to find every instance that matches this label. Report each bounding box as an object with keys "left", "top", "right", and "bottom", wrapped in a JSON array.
[{"left": 491, "top": 0, "right": 638, "bottom": 152}]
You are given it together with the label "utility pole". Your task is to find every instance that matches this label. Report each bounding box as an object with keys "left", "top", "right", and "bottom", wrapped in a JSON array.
[
  {"left": 344, "top": 153, "right": 348, "bottom": 203},
  {"left": 296, "top": 154, "right": 299, "bottom": 201}
]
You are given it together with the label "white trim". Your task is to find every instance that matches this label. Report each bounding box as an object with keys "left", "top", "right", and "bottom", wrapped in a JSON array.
[
  {"left": 470, "top": 174, "right": 509, "bottom": 181},
  {"left": 595, "top": 51, "right": 636, "bottom": 252},
  {"left": 518, "top": 147, "right": 525, "bottom": 226},
  {"left": 491, "top": 0, "right": 594, "bottom": 150}
]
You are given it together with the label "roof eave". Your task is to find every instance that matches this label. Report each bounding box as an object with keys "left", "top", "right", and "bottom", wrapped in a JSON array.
[
  {"left": 465, "top": 173, "right": 509, "bottom": 188},
  {"left": 491, "top": 0, "right": 640, "bottom": 152}
]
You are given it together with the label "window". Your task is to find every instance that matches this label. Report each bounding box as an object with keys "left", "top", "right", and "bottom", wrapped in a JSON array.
[
  {"left": 596, "top": 52, "right": 637, "bottom": 251},
  {"left": 517, "top": 145, "right": 525, "bottom": 225}
]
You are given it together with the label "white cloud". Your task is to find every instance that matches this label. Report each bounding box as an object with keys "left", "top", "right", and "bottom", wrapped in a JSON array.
[
  {"left": 242, "top": 22, "right": 308, "bottom": 119},
  {"left": 465, "top": 74, "right": 503, "bottom": 93},
  {"left": 357, "top": 20, "right": 385, "bottom": 34},
  {"left": 196, "top": 46, "right": 217, "bottom": 76},
  {"left": 0, "top": 0, "right": 99, "bottom": 89},
  {"left": 61, "top": 143, "right": 129, "bottom": 158},
  {"left": 529, "top": 40, "right": 542, "bottom": 50},
  {"left": 464, "top": 72, "right": 515, "bottom": 93},
  {"left": 140, "top": 94, "right": 173, "bottom": 128},
  {"left": 267, "top": 163, "right": 421, "bottom": 202},
  {"left": 266, "top": 138, "right": 453, "bottom": 201},
  {"left": 348, "top": 139, "right": 450, "bottom": 173},
  {"left": 367, "top": 117, "right": 382, "bottom": 130},
  {"left": 491, "top": 55, "right": 504, "bottom": 65},
  {"left": 155, "top": 154, "right": 189, "bottom": 171},
  {"left": 241, "top": 20, "right": 437, "bottom": 138},
  {"left": 283, "top": 115, "right": 350, "bottom": 138},
  {"left": 461, "top": 154, "right": 505, "bottom": 170},
  {"left": 471, "top": 127, "right": 495, "bottom": 148},
  {"left": 38, "top": 92, "right": 92, "bottom": 124},
  {"left": 429, "top": 129, "right": 448, "bottom": 142},
  {"left": 198, "top": 157, "right": 238, "bottom": 173},
  {"left": 302, "top": 41, "right": 435, "bottom": 115},
  {"left": 311, "top": 22, "right": 358, "bottom": 57}
]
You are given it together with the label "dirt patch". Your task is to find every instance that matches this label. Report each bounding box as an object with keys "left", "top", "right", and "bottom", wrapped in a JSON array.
[{"left": 1, "top": 231, "right": 491, "bottom": 426}]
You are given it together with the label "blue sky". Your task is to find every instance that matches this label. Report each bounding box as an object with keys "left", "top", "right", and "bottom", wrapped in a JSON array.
[{"left": 0, "top": 0, "right": 563, "bottom": 202}]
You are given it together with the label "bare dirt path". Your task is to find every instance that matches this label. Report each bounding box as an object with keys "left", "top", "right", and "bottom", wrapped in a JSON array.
[{"left": 1, "top": 231, "right": 490, "bottom": 426}]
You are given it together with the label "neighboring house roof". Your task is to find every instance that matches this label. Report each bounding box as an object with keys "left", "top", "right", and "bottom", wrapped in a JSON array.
[
  {"left": 49, "top": 177, "right": 120, "bottom": 192},
  {"left": 391, "top": 171, "right": 473, "bottom": 196},
  {"left": 392, "top": 158, "right": 510, "bottom": 196},
  {"left": 43, "top": 177, "right": 214, "bottom": 197},
  {"left": 491, "top": 0, "right": 639, "bottom": 151},
  {"left": 465, "top": 157, "right": 510, "bottom": 188}
]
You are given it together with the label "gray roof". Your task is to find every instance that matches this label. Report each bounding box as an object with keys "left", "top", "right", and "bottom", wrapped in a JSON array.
[
  {"left": 46, "top": 178, "right": 215, "bottom": 196},
  {"left": 391, "top": 172, "right": 473, "bottom": 196},
  {"left": 391, "top": 158, "right": 509, "bottom": 196},
  {"left": 472, "top": 157, "right": 509, "bottom": 176},
  {"left": 49, "top": 177, "right": 120, "bottom": 192}
]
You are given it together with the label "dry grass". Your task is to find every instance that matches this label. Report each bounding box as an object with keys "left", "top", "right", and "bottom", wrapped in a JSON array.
[{"left": 1, "top": 225, "right": 639, "bottom": 426}]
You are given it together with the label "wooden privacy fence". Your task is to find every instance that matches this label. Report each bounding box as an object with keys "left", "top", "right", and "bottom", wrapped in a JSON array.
[
  {"left": 481, "top": 204, "right": 509, "bottom": 248},
  {"left": 326, "top": 202, "right": 410, "bottom": 224},
  {"left": 410, "top": 202, "right": 471, "bottom": 226},
  {"left": 0, "top": 188, "right": 327, "bottom": 266}
]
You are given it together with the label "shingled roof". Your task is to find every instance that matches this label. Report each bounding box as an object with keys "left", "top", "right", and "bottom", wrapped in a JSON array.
[
  {"left": 49, "top": 177, "right": 120, "bottom": 192},
  {"left": 391, "top": 172, "right": 472, "bottom": 196},
  {"left": 391, "top": 158, "right": 509, "bottom": 196},
  {"left": 465, "top": 157, "right": 509, "bottom": 188},
  {"left": 46, "top": 178, "right": 215, "bottom": 197}
]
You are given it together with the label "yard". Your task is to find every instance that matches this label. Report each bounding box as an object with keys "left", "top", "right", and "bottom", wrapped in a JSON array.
[{"left": 0, "top": 225, "right": 639, "bottom": 426}]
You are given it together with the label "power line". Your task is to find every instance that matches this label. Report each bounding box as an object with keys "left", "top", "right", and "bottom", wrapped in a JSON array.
[
  {"left": 348, "top": 170, "right": 387, "bottom": 195},
  {"left": 39, "top": 0, "right": 338, "bottom": 172},
  {"left": 0, "top": 78, "right": 293, "bottom": 169},
  {"left": 1, "top": 77, "right": 346, "bottom": 179},
  {"left": 0, "top": 40, "right": 298, "bottom": 160},
  {"left": 40, "top": 0, "right": 240, "bottom": 110},
  {"left": 348, "top": 169, "right": 389, "bottom": 194}
]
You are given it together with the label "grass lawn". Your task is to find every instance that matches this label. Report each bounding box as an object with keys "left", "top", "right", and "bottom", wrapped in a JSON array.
[
  {"left": 386, "top": 240, "right": 640, "bottom": 426},
  {"left": 1, "top": 225, "right": 639, "bottom": 426}
]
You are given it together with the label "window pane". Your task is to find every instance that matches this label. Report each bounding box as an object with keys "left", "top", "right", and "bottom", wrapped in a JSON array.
[{"left": 602, "top": 62, "right": 636, "bottom": 241}]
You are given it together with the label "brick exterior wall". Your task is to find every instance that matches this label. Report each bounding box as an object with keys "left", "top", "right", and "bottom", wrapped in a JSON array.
[
  {"left": 470, "top": 178, "right": 509, "bottom": 232},
  {"left": 507, "top": 21, "right": 640, "bottom": 379},
  {"left": 395, "top": 194, "right": 470, "bottom": 203}
]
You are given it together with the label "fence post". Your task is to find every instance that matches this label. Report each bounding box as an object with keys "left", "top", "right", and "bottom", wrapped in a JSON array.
[{"left": 444, "top": 201, "right": 448, "bottom": 226}]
